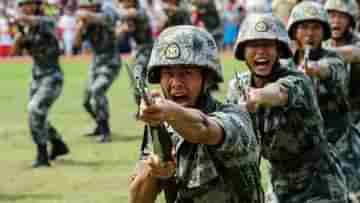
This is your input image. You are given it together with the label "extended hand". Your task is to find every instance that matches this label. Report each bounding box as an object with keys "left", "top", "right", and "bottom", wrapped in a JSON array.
[
  {"left": 145, "top": 154, "right": 176, "bottom": 178},
  {"left": 245, "top": 88, "right": 260, "bottom": 113},
  {"left": 138, "top": 92, "right": 178, "bottom": 126},
  {"left": 301, "top": 61, "right": 320, "bottom": 77}
]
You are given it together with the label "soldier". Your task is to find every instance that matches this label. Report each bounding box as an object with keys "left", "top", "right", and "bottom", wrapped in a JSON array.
[
  {"left": 115, "top": 0, "right": 153, "bottom": 99},
  {"left": 191, "top": 0, "right": 223, "bottom": 49},
  {"left": 129, "top": 25, "right": 264, "bottom": 203},
  {"left": 226, "top": 13, "right": 348, "bottom": 202},
  {"left": 288, "top": 1, "right": 360, "bottom": 201},
  {"left": 160, "top": 0, "right": 192, "bottom": 28},
  {"left": 115, "top": 0, "right": 190, "bottom": 102},
  {"left": 324, "top": 0, "right": 360, "bottom": 127},
  {"left": 13, "top": 0, "right": 69, "bottom": 168},
  {"left": 74, "top": 0, "right": 121, "bottom": 143}
]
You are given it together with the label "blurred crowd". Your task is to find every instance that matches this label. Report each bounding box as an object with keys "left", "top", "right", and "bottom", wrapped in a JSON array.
[{"left": 0, "top": 0, "right": 352, "bottom": 58}]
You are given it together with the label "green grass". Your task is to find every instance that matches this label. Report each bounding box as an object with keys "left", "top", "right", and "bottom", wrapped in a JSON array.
[{"left": 0, "top": 54, "right": 268, "bottom": 203}]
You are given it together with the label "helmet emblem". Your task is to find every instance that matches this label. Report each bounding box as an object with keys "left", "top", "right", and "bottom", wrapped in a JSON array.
[
  {"left": 304, "top": 6, "right": 319, "bottom": 17},
  {"left": 165, "top": 43, "right": 181, "bottom": 59},
  {"left": 255, "top": 21, "right": 269, "bottom": 32}
]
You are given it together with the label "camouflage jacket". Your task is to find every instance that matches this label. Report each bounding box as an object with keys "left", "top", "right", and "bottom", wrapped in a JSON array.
[
  {"left": 227, "top": 65, "right": 328, "bottom": 166},
  {"left": 140, "top": 93, "right": 263, "bottom": 203},
  {"left": 131, "top": 8, "right": 153, "bottom": 49},
  {"left": 294, "top": 48, "right": 351, "bottom": 143},
  {"left": 324, "top": 32, "right": 360, "bottom": 107},
  {"left": 83, "top": 6, "right": 121, "bottom": 70},
  {"left": 18, "top": 16, "right": 62, "bottom": 79},
  {"left": 227, "top": 64, "right": 348, "bottom": 202},
  {"left": 193, "top": 0, "right": 222, "bottom": 35},
  {"left": 163, "top": 4, "right": 192, "bottom": 28}
]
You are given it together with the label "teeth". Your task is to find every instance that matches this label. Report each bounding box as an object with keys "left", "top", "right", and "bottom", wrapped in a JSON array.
[{"left": 256, "top": 59, "right": 268, "bottom": 63}]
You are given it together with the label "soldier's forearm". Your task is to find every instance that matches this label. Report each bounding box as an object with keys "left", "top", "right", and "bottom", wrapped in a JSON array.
[
  {"left": 256, "top": 83, "right": 288, "bottom": 107},
  {"left": 167, "top": 105, "right": 223, "bottom": 145},
  {"left": 330, "top": 46, "right": 360, "bottom": 63}
]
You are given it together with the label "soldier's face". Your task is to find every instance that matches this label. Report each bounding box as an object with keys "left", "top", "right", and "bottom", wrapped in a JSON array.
[
  {"left": 294, "top": 21, "right": 324, "bottom": 49},
  {"left": 328, "top": 10, "right": 351, "bottom": 40},
  {"left": 244, "top": 40, "right": 278, "bottom": 77},
  {"left": 160, "top": 66, "right": 203, "bottom": 107},
  {"left": 19, "top": 3, "right": 37, "bottom": 15}
]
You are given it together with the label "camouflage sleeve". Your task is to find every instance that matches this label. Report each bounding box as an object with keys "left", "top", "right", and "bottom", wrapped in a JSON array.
[
  {"left": 319, "top": 55, "right": 348, "bottom": 96},
  {"left": 208, "top": 105, "right": 258, "bottom": 166},
  {"left": 226, "top": 78, "right": 241, "bottom": 104},
  {"left": 277, "top": 73, "right": 318, "bottom": 112}
]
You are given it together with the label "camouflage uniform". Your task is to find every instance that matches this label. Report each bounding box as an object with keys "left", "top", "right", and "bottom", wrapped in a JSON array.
[
  {"left": 120, "top": 0, "right": 191, "bottom": 92},
  {"left": 324, "top": 0, "right": 360, "bottom": 129},
  {"left": 289, "top": 1, "right": 360, "bottom": 199},
  {"left": 80, "top": 2, "right": 121, "bottom": 140},
  {"left": 139, "top": 25, "right": 264, "bottom": 203},
  {"left": 16, "top": 0, "right": 69, "bottom": 167},
  {"left": 162, "top": 0, "right": 192, "bottom": 28},
  {"left": 227, "top": 13, "right": 348, "bottom": 203},
  {"left": 192, "top": 0, "right": 223, "bottom": 49}
]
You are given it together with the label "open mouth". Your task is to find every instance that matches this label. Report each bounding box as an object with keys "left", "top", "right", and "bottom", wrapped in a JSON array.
[
  {"left": 332, "top": 25, "right": 341, "bottom": 32},
  {"left": 254, "top": 59, "right": 270, "bottom": 67},
  {"left": 171, "top": 95, "right": 188, "bottom": 101}
]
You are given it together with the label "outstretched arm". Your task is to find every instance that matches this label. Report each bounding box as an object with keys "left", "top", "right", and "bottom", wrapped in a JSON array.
[{"left": 139, "top": 92, "right": 224, "bottom": 145}]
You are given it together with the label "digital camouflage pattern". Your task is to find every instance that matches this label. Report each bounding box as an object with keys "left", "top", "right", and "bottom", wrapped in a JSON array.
[
  {"left": 324, "top": 0, "right": 359, "bottom": 28},
  {"left": 322, "top": 33, "right": 360, "bottom": 198},
  {"left": 82, "top": 6, "right": 121, "bottom": 122},
  {"left": 140, "top": 94, "right": 263, "bottom": 203},
  {"left": 78, "top": 0, "right": 100, "bottom": 7},
  {"left": 147, "top": 25, "right": 223, "bottom": 84},
  {"left": 293, "top": 45, "right": 360, "bottom": 200},
  {"left": 16, "top": 0, "right": 35, "bottom": 5},
  {"left": 29, "top": 73, "right": 63, "bottom": 145},
  {"left": 141, "top": 25, "right": 263, "bottom": 203},
  {"left": 227, "top": 12, "right": 348, "bottom": 202},
  {"left": 122, "top": 2, "right": 191, "bottom": 88},
  {"left": 234, "top": 13, "right": 292, "bottom": 60},
  {"left": 162, "top": 0, "right": 192, "bottom": 29},
  {"left": 192, "top": 0, "right": 223, "bottom": 48},
  {"left": 226, "top": 66, "right": 348, "bottom": 203},
  {"left": 17, "top": 17, "right": 64, "bottom": 146},
  {"left": 287, "top": 1, "right": 332, "bottom": 40}
]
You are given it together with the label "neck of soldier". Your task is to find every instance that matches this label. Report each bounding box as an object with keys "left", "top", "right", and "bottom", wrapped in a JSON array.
[
  {"left": 253, "top": 76, "right": 269, "bottom": 88},
  {"left": 330, "top": 35, "right": 348, "bottom": 47}
]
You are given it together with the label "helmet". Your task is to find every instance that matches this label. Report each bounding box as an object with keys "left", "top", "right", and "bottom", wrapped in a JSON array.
[
  {"left": 147, "top": 25, "right": 223, "bottom": 84},
  {"left": 287, "top": 1, "right": 331, "bottom": 40},
  {"left": 16, "top": 0, "right": 38, "bottom": 5},
  {"left": 234, "top": 13, "right": 292, "bottom": 60},
  {"left": 78, "top": 0, "right": 100, "bottom": 7},
  {"left": 324, "top": 0, "right": 358, "bottom": 28}
]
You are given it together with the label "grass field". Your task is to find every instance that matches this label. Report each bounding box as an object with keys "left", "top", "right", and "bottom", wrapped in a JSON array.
[{"left": 0, "top": 53, "right": 268, "bottom": 203}]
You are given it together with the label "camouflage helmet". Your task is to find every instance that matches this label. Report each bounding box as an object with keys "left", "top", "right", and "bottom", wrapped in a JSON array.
[
  {"left": 147, "top": 25, "right": 223, "bottom": 84},
  {"left": 324, "top": 0, "right": 359, "bottom": 28},
  {"left": 16, "top": 0, "right": 38, "bottom": 5},
  {"left": 234, "top": 13, "right": 292, "bottom": 60},
  {"left": 78, "top": 0, "right": 100, "bottom": 7},
  {"left": 287, "top": 1, "right": 331, "bottom": 40}
]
